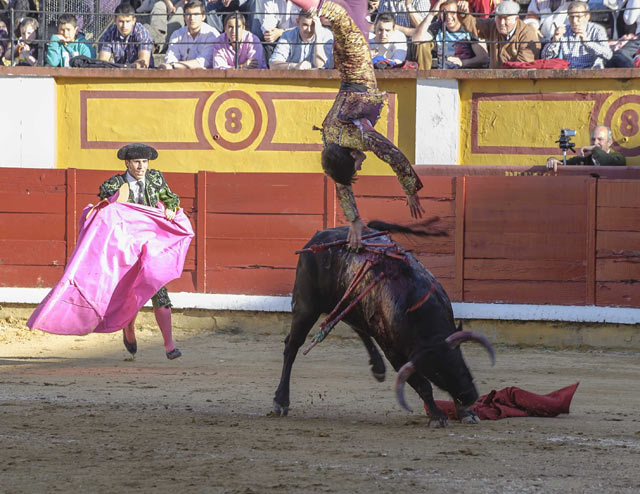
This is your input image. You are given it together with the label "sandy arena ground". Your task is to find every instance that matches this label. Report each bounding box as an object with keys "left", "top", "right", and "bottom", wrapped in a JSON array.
[{"left": 1, "top": 314, "right": 639, "bottom": 494}]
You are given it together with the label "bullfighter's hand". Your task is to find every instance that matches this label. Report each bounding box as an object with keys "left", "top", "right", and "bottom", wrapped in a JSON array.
[
  {"left": 546, "top": 157, "right": 561, "bottom": 172},
  {"left": 348, "top": 218, "right": 364, "bottom": 250},
  {"left": 407, "top": 193, "right": 424, "bottom": 219},
  {"left": 165, "top": 208, "right": 177, "bottom": 221}
]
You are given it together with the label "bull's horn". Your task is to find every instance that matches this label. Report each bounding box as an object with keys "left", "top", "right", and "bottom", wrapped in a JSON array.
[
  {"left": 446, "top": 331, "right": 495, "bottom": 366},
  {"left": 395, "top": 361, "right": 416, "bottom": 412}
]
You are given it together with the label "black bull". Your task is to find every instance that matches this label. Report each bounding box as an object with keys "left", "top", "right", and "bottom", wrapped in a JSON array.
[{"left": 273, "top": 223, "right": 495, "bottom": 426}]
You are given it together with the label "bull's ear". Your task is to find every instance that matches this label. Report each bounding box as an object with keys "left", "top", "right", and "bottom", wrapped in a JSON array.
[{"left": 456, "top": 320, "right": 463, "bottom": 332}]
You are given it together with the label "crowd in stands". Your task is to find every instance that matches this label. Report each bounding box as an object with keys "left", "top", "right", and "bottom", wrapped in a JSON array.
[{"left": 1, "top": 0, "right": 640, "bottom": 69}]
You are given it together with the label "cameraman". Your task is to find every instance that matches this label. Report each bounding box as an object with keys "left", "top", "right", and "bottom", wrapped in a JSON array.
[{"left": 546, "top": 126, "right": 626, "bottom": 171}]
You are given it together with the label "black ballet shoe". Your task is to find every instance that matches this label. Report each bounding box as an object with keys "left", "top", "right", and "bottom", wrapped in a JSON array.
[
  {"left": 122, "top": 330, "right": 137, "bottom": 355},
  {"left": 166, "top": 348, "right": 182, "bottom": 360}
]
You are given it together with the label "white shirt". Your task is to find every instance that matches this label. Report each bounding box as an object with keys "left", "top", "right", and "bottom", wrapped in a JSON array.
[
  {"left": 164, "top": 23, "right": 220, "bottom": 68},
  {"left": 125, "top": 171, "right": 145, "bottom": 203},
  {"left": 257, "top": 0, "right": 300, "bottom": 35},
  {"left": 525, "top": 0, "right": 570, "bottom": 39},
  {"left": 368, "top": 29, "right": 408, "bottom": 63},
  {"left": 624, "top": 0, "right": 640, "bottom": 35}
]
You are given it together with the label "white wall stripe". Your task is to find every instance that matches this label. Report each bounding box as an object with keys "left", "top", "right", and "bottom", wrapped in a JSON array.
[{"left": 1, "top": 288, "right": 638, "bottom": 325}]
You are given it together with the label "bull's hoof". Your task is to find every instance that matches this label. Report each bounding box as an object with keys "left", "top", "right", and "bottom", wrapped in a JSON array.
[
  {"left": 272, "top": 400, "right": 289, "bottom": 417},
  {"left": 427, "top": 416, "right": 449, "bottom": 428},
  {"left": 370, "top": 357, "right": 386, "bottom": 382},
  {"left": 459, "top": 408, "right": 481, "bottom": 424}
]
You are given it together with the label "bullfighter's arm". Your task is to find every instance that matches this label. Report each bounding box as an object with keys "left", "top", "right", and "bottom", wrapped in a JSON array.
[
  {"left": 361, "top": 126, "right": 424, "bottom": 213},
  {"left": 335, "top": 183, "right": 360, "bottom": 223}
]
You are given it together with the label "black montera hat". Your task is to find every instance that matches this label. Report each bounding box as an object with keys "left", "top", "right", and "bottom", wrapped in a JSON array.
[{"left": 117, "top": 143, "right": 159, "bottom": 161}]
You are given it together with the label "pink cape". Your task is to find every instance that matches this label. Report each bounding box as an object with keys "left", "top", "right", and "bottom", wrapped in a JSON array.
[
  {"left": 27, "top": 200, "right": 194, "bottom": 335},
  {"left": 425, "top": 383, "right": 580, "bottom": 420}
]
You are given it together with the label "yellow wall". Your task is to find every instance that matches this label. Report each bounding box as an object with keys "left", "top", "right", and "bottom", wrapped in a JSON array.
[
  {"left": 56, "top": 77, "right": 416, "bottom": 175},
  {"left": 460, "top": 78, "right": 640, "bottom": 166}
]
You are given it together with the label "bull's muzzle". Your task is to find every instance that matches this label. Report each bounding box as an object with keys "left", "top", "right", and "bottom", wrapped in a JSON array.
[{"left": 395, "top": 330, "right": 495, "bottom": 413}]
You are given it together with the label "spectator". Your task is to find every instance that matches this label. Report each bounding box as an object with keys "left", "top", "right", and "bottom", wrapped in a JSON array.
[
  {"left": 542, "top": 1, "right": 612, "bottom": 68},
  {"left": 98, "top": 2, "right": 154, "bottom": 68},
  {"left": 546, "top": 125, "right": 626, "bottom": 170},
  {"left": 607, "top": 32, "right": 640, "bottom": 67},
  {"left": 139, "top": 0, "right": 185, "bottom": 51},
  {"left": 368, "top": 0, "right": 381, "bottom": 23},
  {"left": 469, "top": 0, "right": 503, "bottom": 17},
  {"left": 269, "top": 11, "right": 333, "bottom": 69},
  {"left": 0, "top": 19, "right": 9, "bottom": 62},
  {"left": 205, "top": 0, "right": 252, "bottom": 33},
  {"left": 378, "top": 0, "right": 433, "bottom": 68},
  {"left": 255, "top": 0, "right": 300, "bottom": 59},
  {"left": 378, "top": 0, "right": 431, "bottom": 36},
  {"left": 45, "top": 14, "right": 94, "bottom": 67},
  {"left": 458, "top": 0, "right": 540, "bottom": 68},
  {"left": 413, "top": 0, "right": 489, "bottom": 68},
  {"left": 212, "top": 12, "right": 266, "bottom": 68},
  {"left": 6, "top": 16, "right": 38, "bottom": 65},
  {"left": 525, "top": 0, "right": 571, "bottom": 39},
  {"left": 369, "top": 12, "right": 408, "bottom": 65},
  {"left": 159, "top": 0, "right": 219, "bottom": 69}
]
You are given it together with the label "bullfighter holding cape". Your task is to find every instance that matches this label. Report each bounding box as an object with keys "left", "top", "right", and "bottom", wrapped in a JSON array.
[
  {"left": 287, "top": 0, "right": 424, "bottom": 248},
  {"left": 27, "top": 143, "right": 194, "bottom": 360}
]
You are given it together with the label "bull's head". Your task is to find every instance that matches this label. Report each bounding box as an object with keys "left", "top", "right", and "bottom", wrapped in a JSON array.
[{"left": 395, "top": 330, "right": 495, "bottom": 412}]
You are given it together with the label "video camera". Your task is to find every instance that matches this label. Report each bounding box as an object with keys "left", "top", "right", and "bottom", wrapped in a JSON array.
[{"left": 556, "top": 129, "right": 576, "bottom": 166}]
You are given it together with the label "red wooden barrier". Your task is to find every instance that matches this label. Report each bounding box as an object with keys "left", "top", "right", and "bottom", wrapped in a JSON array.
[{"left": 1, "top": 167, "right": 639, "bottom": 308}]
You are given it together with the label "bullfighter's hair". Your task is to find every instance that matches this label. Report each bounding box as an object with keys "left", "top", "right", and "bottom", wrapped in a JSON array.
[
  {"left": 321, "top": 144, "right": 358, "bottom": 186},
  {"left": 368, "top": 218, "right": 448, "bottom": 237}
]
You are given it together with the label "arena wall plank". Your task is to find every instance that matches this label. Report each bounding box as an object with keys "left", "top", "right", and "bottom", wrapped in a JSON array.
[
  {"left": 596, "top": 231, "right": 640, "bottom": 257},
  {"left": 597, "top": 181, "right": 640, "bottom": 208},
  {"left": 206, "top": 213, "right": 323, "bottom": 239},
  {"left": 1, "top": 213, "right": 66, "bottom": 241},
  {"left": 205, "top": 267, "right": 295, "bottom": 296},
  {"left": 464, "top": 176, "right": 589, "bottom": 205},
  {"left": 464, "top": 204, "right": 587, "bottom": 233},
  {"left": 0, "top": 191, "right": 65, "bottom": 213},
  {"left": 205, "top": 173, "right": 326, "bottom": 214},
  {"left": 464, "top": 232, "right": 587, "bottom": 259},
  {"left": 597, "top": 207, "right": 640, "bottom": 231},
  {"left": 596, "top": 282, "right": 640, "bottom": 307},
  {"left": 464, "top": 280, "right": 586, "bottom": 305},
  {"left": 205, "top": 239, "right": 302, "bottom": 268},
  {"left": 0, "top": 240, "right": 66, "bottom": 266},
  {"left": 0, "top": 265, "right": 64, "bottom": 287},
  {"left": 596, "top": 259, "right": 640, "bottom": 281},
  {"left": 166, "top": 271, "right": 196, "bottom": 293},
  {"left": 464, "top": 259, "right": 586, "bottom": 282}
]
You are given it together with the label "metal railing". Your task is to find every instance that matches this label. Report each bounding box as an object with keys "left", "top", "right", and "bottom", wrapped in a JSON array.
[{"left": 0, "top": 5, "right": 632, "bottom": 69}]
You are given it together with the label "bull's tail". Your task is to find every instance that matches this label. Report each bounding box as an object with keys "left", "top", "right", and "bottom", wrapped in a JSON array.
[{"left": 367, "top": 217, "right": 448, "bottom": 237}]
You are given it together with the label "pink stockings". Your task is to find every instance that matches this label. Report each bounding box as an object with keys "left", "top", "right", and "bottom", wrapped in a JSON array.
[
  {"left": 123, "top": 307, "right": 176, "bottom": 353},
  {"left": 153, "top": 306, "right": 176, "bottom": 353}
]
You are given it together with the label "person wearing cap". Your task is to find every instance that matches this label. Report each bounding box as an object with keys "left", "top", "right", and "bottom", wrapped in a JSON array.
[
  {"left": 98, "top": 143, "right": 183, "bottom": 360},
  {"left": 457, "top": 0, "right": 540, "bottom": 68}
]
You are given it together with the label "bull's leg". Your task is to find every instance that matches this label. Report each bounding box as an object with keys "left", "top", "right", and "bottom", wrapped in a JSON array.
[
  {"left": 351, "top": 329, "right": 386, "bottom": 382},
  {"left": 273, "top": 309, "right": 320, "bottom": 417},
  {"left": 405, "top": 375, "right": 449, "bottom": 428},
  {"left": 387, "top": 353, "right": 449, "bottom": 427}
]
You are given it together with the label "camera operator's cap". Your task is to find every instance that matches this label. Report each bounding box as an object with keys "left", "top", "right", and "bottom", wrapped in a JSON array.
[
  {"left": 494, "top": 1, "right": 520, "bottom": 16},
  {"left": 117, "top": 143, "right": 158, "bottom": 161}
]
